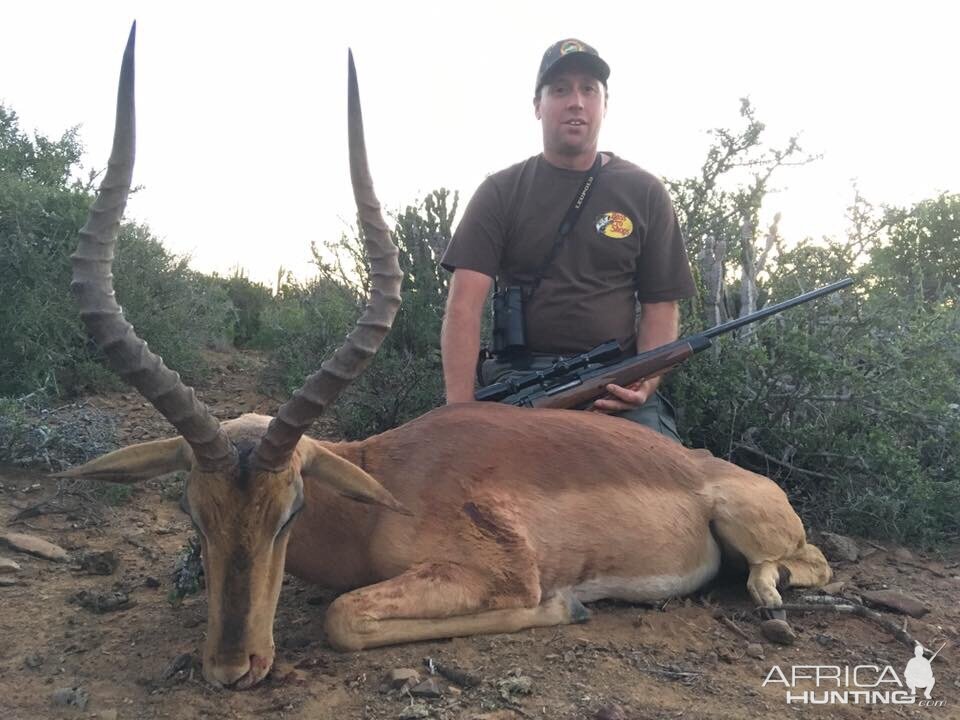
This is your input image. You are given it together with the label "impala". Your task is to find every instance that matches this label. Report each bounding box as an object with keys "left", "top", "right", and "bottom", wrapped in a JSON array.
[{"left": 59, "top": 26, "right": 831, "bottom": 689}]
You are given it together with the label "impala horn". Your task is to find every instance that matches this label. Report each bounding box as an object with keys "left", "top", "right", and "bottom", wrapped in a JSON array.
[
  {"left": 71, "top": 23, "right": 236, "bottom": 470},
  {"left": 254, "top": 51, "right": 403, "bottom": 470}
]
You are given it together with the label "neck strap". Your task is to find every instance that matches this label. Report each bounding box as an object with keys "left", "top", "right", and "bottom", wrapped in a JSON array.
[{"left": 528, "top": 152, "right": 604, "bottom": 295}]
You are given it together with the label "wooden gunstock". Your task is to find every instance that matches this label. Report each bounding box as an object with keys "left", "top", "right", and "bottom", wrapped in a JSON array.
[{"left": 527, "top": 342, "right": 697, "bottom": 409}]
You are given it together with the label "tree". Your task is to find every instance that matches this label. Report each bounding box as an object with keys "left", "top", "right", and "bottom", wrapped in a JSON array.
[{"left": 868, "top": 193, "right": 960, "bottom": 303}]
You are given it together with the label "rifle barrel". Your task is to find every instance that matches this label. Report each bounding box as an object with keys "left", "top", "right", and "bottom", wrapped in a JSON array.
[{"left": 703, "top": 278, "right": 853, "bottom": 340}]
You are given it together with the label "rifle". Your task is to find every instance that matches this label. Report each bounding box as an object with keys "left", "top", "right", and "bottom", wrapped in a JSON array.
[{"left": 475, "top": 278, "right": 854, "bottom": 409}]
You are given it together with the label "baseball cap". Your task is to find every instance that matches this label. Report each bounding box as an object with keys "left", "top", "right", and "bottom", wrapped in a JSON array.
[{"left": 535, "top": 38, "right": 610, "bottom": 95}]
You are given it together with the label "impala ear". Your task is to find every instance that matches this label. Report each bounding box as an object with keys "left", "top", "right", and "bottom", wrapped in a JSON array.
[
  {"left": 52, "top": 437, "right": 194, "bottom": 483},
  {"left": 298, "top": 439, "right": 412, "bottom": 516}
]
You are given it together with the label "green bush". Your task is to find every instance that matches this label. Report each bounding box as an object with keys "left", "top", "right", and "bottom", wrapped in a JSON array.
[
  {"left": 221, "top": 272, "right": 275, "bottom": 347},
  {"left": 0, "top": 103, "right": 233, "bottom": 397},
  {"left": 258, "top": 276, "right": 361, "bottom": 396},
  {"left": 264, "top": 189, "right": 456, "bottom": 439},
  {"left": 112, "top": 223, "right": 235, "bottom": 384},
  {"left": 664, "top": 104, "right": 959, "bottom": 545}
]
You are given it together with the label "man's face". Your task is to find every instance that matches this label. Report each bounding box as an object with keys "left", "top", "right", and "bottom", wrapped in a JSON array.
[{"left": 534, "top": 69, "right": 606, "bottom": 160}]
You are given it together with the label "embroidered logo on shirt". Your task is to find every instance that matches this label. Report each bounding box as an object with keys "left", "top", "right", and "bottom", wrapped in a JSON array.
[{"left": 595, "top": 212, "right": 634, "bottom": 239}]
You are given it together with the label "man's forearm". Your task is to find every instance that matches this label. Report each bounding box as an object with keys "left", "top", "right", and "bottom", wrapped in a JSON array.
[
  {"left": 441, "top": 309, "right": 482, "bottom": 403},
  {"left": 636, "top": 301, "right": 681, "bottom": 392}
]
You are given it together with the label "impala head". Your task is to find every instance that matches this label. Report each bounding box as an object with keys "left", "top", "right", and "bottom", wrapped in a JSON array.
[{"left": 57, "top": 24, "right": 404, "bottom": 689}]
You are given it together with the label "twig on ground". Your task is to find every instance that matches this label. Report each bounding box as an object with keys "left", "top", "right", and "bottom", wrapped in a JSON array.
[
  {"left": 9, "top": 500, "right": 74, "bottom": 523},
  {"left": 779, "top": 602, "right": 918, "bottom": 649},
  {"left": 634, "top": 662, "right": 702, "bottom": 680},
  {"left": 797, "top": 594, "right": 849, "bottom": 605},
  {"left": 716, "top": 614, "right": 750, "bottom": 641},
  {"left": 891, "top": 559, "right": 950, "bottom": 579}
]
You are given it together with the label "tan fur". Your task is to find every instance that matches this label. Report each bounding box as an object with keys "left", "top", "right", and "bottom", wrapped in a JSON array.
[{"left": 65, "top": 403, "right": 831, "bottom": 685}]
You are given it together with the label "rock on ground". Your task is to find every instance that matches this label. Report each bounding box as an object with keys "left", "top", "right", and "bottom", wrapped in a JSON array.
[{"left": 0, "top": 532, "right": 68, "bottom": 562}]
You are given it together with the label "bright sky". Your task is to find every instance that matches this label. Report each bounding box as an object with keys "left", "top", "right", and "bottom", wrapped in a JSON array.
[{"left": 3, "top": 1, "right": 957, "bottom": 286}]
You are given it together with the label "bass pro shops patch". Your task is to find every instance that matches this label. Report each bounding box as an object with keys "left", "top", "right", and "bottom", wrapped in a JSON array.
[{"left": 595, "top": 212, "right": 634, "bottom": 239}]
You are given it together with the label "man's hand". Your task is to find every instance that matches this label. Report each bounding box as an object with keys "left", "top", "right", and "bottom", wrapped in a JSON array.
[
  {"left": 591, "top": 301, "right": 679, "bottom": 413},
  {"left": 590, "top": 378, "right": 658, "bottom": 413}
]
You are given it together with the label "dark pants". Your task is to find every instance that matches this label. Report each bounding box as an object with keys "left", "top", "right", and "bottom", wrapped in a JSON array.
[{"left": 479, "top": 354, "right": 681, "bottom": 443}]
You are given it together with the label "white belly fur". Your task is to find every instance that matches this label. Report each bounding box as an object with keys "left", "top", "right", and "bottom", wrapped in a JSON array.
[{"left": 568, "top": 534, "right": 722, "bottom": 603}]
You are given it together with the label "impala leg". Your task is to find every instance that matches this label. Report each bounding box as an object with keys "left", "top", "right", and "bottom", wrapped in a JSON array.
[
  {"left": 323, "top": 562, "right": 589, "bottom": 651},
  {"left": 708, "top": 467, "right": 832, "bottom": 609}
]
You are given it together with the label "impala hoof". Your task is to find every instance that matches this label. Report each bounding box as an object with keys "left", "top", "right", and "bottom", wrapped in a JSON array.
[{"left": 566, "top": 594, "right": 591, "bottom": 624}]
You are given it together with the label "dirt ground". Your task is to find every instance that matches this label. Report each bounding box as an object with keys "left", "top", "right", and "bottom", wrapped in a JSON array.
[{"left": 1, "top": 351, "right": 958, "bottom": 720}]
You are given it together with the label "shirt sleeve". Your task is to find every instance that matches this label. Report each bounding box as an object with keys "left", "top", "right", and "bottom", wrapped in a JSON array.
[
  {"left": 634, "top": 178, "right": 697, "bottom": 302},
  {"left": 439, "top": 176, "right": 506, "bottom": 278}
]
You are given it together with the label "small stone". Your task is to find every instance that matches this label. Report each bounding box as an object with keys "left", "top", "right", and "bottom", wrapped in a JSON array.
[
  {"left": 71, "top": 589, "right": 133, "bottom": 613},
  {"left": 99, "top": 710, "right": 119, "bottom": 720},
  {"left": 50, "top": 686, "right": 89, "bottom": 711},
  {"left": 0, "top": 532, "right": 68, "bottom": 562},
  {"left": 717, "top": 650, "right": 736, "bottom": 664},
  {"left": 386, "top": 667, "right": 422, "bottom": 689},
  {"left": 595, "top": 704, "right": 628, "bottom": 720},
  {"left": 860, "top": 589, "right": 930, "bottom": 618},
  {"left": 144, "top": 576, "right": 161, "bottom": 588},
  {"left": 0, "top": 557, "right": 21, "bottom": 573},
  {"left": 893, "top": 548, "right": 914, "bottom": 562},
  {"left": 0, "top": 576, "right": 17, "bottom": 586},
  {"left": 398, "top": 703, "right": 431, "bottom": 720},
  {"left": 819, "top": 532, "right": 859, "bottom": 562},
  {"left": 496, "top": 674, "right": 533, "bottom": 703},
  {"left": 745, "top": 643, "right": 765, "bottom": 659},
  {"left": 409, "top": 677, "right": 443, "bottom": 698},
  {"left": 25, "top": 654, "right": 44, "bottom": 668},
  {"left": 162, "top": 653, "right": 196, "bottom": 680},
  {"left": 819, "top": 581, "right": 846, "bottom": 595},
  {"left": 77, "top": 550, "right": 119, "bottom": 575},
  {"left": 760, "top": 619, "right": 797, "bottom": 645},
  {"left": 433, "top": 661, "right": 481, "bottom": 687}
]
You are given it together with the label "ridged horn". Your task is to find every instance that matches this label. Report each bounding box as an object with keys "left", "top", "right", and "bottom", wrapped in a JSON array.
[
  {"left": 255, "top": 51, "right": 403, "bottom": 469},
  {"left": 71, "top": 23, "right": 236, "bottom": 471}
]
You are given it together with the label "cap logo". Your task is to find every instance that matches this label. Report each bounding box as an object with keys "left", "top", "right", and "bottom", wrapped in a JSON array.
[
  {"left": 560, "top": 40, "right": 584, "bottom": 55},
  {"left": 595, "top": 212, "right": 634, "bottom": 239}
]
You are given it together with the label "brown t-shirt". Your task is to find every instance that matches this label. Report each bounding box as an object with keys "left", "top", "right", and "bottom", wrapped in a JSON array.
[{"left": 441, "top": 153, "right": 696, "bottom": 354}]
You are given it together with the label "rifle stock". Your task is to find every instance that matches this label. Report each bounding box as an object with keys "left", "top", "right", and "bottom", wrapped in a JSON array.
[
  {"left": 477, "top": 278, "right": 853, "bottom": 410},
  {"left": 504, "top": 336, "right": 709, "bottom": 409}
]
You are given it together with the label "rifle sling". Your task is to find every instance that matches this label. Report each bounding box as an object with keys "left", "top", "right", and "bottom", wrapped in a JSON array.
[{"left": 495, "top": 152, "right": 605, "bottom": 299}]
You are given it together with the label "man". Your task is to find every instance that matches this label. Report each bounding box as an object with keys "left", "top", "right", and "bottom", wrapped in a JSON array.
[{"left": 440, "top": 39, "right": 696, "bottom": 441}]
